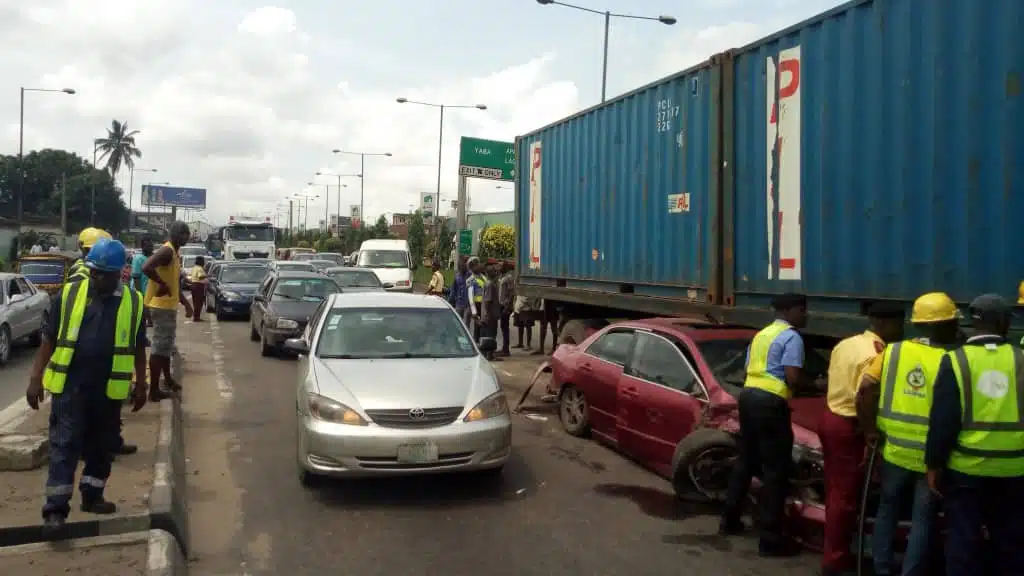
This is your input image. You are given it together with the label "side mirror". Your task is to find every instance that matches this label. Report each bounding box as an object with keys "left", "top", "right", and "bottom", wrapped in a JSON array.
[
  {"left": 9, "top": 293, "right": 25, "bottom": 304},
  {"left": 283, "top": 338, "right": 309, "bottom": 355},
  {"left": 479, "top": 337, "right": 498, "bottom": 353}
]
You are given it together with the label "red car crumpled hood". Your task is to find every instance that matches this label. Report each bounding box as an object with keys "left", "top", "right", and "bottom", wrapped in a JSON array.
[{"left": 708, "top": 390, "right": 824, "bottom": 451}]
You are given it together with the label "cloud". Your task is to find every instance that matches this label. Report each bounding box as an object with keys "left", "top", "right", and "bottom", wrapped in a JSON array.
[{"left": 2, "top": 1, "right": 580, "bottom": 227}]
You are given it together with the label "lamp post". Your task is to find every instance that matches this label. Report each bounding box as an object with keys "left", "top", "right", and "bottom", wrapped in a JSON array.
[
  {"left": 128, "top": 167, "right": 158, "bottom": 228},
  {"left": 295, "top": 185, "right": 319, "bottom": 233},
  {"left": 315, "top": 170, "right": 358, "bottom": 237},
  {"left": 535, "top": 0, "right": 675, "bottom": 102},
  {"left": 395, "top": 99, "right": 485, "bottom": 228},
  {"left": 330, "top": 150, "right": 391, "bottom": 231},
  {"left": 17, "top": 86, "right": 76, "bottom": 231},
  {"left": 90, "top": 138, "right": 102, "bottom": 225}
]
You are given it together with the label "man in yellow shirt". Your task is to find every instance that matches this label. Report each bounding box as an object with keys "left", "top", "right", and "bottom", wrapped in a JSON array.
[
  {"left": 426, "top": 261, "right": 444, "bottom": 296},
  {"left": 142, "top": 222, "right": 193, "bottom": 401},
  {"left": 856, "top": 292, "right": 961, "bottom": 576},
  {"left": 820, "top": 302, "right": 906, "bottom": 576}
]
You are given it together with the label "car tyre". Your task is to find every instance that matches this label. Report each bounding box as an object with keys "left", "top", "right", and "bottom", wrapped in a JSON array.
[
  {"left": 27, "top": 314, "right": 45, "bottom": 346},
  {"left": 206, "top": 294, "right": 215, "bottom": 313},
  {"left": 215, "top": 300, "right": 228, "bottom": 322},
  {"left": 0, "top": 324, "right": 11, "bottom": 366},
  {"left": 249, "top": 321, "right": 260, "bottom": 342},
  {"left": 558, "top": 384, "right": 591, "bottom": 437},
  {"left": 297, "top": 466, "right": 322, "bottom": 488},
  {"left": 670, "top": 428, "right": 739, "bottom": 503},
  {"left": 259, "top": 325, "right": 276, "bottom": 357}
]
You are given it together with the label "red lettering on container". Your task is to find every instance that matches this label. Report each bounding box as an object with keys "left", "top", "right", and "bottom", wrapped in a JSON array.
[{"left": 769, "top": 57, "right": 800, "bottom": 124}]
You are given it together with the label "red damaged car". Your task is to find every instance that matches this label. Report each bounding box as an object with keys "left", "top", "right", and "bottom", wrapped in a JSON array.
[{"left": 539, "top": 317, "right": 832, "bottom": 549}]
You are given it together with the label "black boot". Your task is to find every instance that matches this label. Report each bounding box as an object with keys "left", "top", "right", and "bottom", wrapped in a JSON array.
[
  {"left": 80, "top": 497, "right": 117, "bottom": 515},
  {"left": 115, "top": 443, "right": 138, "bottom": 455},
  {"left": 41, "top": 513, "right": 66, "bottom": 537}
]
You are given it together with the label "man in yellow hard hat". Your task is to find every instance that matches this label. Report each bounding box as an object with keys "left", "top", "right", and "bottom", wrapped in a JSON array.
[
  {"left": 69, "top": 228, "right": 112, "bottom": 281},
  {"left": 925, "top": 294, "right": 1024, "bottom": 575},
  {"left": 856, "top": 292, "right": 962, "bottom": 576}
]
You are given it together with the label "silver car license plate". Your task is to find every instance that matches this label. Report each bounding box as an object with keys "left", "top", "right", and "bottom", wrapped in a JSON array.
[{"left": 397, "top": 442, "right": 439, "bottom": 463}]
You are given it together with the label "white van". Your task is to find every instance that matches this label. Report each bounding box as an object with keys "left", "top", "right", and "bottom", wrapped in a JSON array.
[{"left": 357, "top": 239, "right": 414, "bottom": 292}]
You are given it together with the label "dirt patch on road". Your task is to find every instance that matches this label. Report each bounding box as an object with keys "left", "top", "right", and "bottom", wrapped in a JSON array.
[{"left": 0, "top": 400, "right": 162, "bottom": 529}]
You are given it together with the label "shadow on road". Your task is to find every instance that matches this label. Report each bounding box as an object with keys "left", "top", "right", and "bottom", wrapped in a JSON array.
[{"left": 308, "top": 450, "right": 537, "bottom": 510}]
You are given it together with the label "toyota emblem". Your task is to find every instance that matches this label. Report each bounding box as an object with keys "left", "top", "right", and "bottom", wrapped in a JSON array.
[{"left": 408, "top": 408, "right": 426, "bottom": 420}]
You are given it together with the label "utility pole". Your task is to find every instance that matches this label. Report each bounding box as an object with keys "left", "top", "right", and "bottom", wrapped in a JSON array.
[{"left": 60, "top": 173, "right": 67, "bottom": 235}]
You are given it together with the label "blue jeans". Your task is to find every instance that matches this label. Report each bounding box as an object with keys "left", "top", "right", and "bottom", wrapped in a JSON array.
[{"left": 872, "top": 461, "right": 936, "bottom": 576}]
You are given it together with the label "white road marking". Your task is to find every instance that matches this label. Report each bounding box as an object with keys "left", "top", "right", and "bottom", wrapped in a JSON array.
[
  {"left": 0, "top": 394, "right": 48, "bottom": 433},
  {"left": 498, "top": 369, "right": 513, "bottom": 377},
  {"left": 210, "top": 316, "right": 234, "bottom": 400}
]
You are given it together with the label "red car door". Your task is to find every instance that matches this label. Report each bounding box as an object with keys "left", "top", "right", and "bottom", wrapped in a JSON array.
[
  {"left": 575, "top": 329, "right": 635, "bottom": 442},
  {"left": 617, "top": 331, "right": 706, "bottom": 476}
]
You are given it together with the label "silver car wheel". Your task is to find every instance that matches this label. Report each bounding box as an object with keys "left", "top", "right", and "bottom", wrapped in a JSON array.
[{"left": 0, "top": 326, "right": 9, "bottom": 364}]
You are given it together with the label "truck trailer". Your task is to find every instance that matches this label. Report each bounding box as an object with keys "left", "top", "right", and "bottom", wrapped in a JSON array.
[{"left": 514, "top": 0, "right": 1023, "bottom": 344}]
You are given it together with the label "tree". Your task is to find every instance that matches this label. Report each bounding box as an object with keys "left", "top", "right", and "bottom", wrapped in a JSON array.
[
  {"left": 480, "top": 223, "right": 514, "bottom": 259},
  {"left": 408, "top": 210, "right": 426, "bottom": 265},
  {"left": 372, "top": 215, "right": 389, "bottom": 239},
  {"left": 95, "top": 119, "right": 141, "bottom": 178},
  {"left": 0, "top": 149, "right": 129, "bottom": 232}
]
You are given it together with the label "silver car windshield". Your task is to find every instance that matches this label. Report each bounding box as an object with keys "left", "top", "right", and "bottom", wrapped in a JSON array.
[
  {"left": 316, "top": 307, "right": 476, "bottom": 359},
  {"left": 272, "top": 278, "right": 340, "bottom": 302}
]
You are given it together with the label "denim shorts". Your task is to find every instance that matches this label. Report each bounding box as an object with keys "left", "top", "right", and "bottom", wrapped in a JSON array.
[{"left": 149, "top": 308, "right": 177, "bottom": 357}]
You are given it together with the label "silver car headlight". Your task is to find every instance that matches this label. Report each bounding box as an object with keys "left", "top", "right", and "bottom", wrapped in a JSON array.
[
  {"left": 308, "top": 393, "right": 367, "bottom": 426},
  {"left": 221, "top": 291, "right": 240, "bottom": 300},
  {"left": 276, "top": 318, "right": 299, "bottom": 329},
  {"left": 463, "top": 391, "right": 509, "bottom": 423}
]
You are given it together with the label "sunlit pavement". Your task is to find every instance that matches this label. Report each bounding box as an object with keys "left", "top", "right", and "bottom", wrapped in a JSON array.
[{"left": 179, "top": 315, "right": 821, "bottom": 575}]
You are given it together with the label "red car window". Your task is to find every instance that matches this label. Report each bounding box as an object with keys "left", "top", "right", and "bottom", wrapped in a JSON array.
[
  {"left": 626, "top": 332, "right": 698, "bottom": 394},
  {"left": 585, "top": 330, "right": 634, "bottom": 365}
]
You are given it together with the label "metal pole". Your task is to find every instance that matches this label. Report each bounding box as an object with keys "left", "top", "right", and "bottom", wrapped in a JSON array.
[
  {"left": 304, "top": 197, "right": 309, "bottom": 231},
  {"left": 90, "top": 143, "right": 97, "bottom": 225},
  {"left": 359, "top": 154, "right": 365, "bottom": 232},
  {"left": 129, "top": 169, "right": 135, "bottom": 228},
  {"left": 288, "top": 200, "right": 294, "bottom": 236},
  {"left": 436, "top": 105, "right": 444, "bottom": 223},
  {"left": 17, "top": 87, "right": 24, "bottom": 231},
  {"left": 601, "top": 11, "right": 610, "bottom": 103},
  {"left": 324, "top": 184, "right": 329, "bottom": 234},
  {"left": 60, "top": 173, "right": 67, "bottom": 235},
  {"left": 335, "top": 175, "right": 341, "bottom": 238}
]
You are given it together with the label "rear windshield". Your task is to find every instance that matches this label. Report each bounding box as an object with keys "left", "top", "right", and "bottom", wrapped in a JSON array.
[
  {"left": 328, "top": 270, "right": 382, "bottom": 288},
  {"left": 358, "top": 250, "right": 409, "bottom": 268}
]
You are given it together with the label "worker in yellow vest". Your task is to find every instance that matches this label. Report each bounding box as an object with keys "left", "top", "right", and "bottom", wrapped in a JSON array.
[
  {"left": 25, "top": 237, "right": 148, "bottom": 534},
  {"left": 142, "top": 222, "right": 193, "bottom": 400},
  {"left": 68, "top": 227, "right": 112, "bottom": 281},
  {"left": 720, "top": 292, "right": 823, "bottom": 557},
  {"left": 925, "top": 294, "right": 1024, "bottom": 575},
  {"left": 856, "top": 292, "right": 961, "bottom": 576}
]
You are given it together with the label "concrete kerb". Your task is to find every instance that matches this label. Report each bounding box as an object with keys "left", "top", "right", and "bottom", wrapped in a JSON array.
[
  {"left": 0, "top": 529, "right": 186, "bottom": 576},
  {"left": 148, "top": 396, "right": 190, "bottom": 558}
]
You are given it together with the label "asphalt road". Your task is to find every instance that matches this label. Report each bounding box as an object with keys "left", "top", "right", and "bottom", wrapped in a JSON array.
[
  {"left": 178, "top": 315, "right": 822, "bottom": 576},
  {"left": 0, "top": 341, "right": 40, "bottom": 414}
]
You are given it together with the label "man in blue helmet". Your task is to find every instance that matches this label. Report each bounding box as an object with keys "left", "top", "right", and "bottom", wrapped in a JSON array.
[{"left": 24, "top": 237, "right": 149, "bottom": 534}]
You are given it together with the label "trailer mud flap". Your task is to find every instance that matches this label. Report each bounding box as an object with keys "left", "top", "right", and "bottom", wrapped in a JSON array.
[{"left": 512, "top": 361, "right": 554, "bottom": 413}]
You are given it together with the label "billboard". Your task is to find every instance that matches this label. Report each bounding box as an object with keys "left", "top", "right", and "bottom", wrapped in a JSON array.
[
  {"left": 419, "top": 192, "right": 435, "bottom": 218},
  {"left": 350, "top": 204, "right": 361, "bottom": 229},
  {"left": 142, "top": 185, "right": 207, "bottom": 208}
]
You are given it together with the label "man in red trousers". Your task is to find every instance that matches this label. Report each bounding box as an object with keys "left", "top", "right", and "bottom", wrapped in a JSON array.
[{"left": 819, "top": 302, "right": 905, "bottom": 576}]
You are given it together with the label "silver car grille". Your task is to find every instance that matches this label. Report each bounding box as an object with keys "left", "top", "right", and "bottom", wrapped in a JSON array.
[{"left": 364, "top": 406, "right": 464, "bottom": 429}]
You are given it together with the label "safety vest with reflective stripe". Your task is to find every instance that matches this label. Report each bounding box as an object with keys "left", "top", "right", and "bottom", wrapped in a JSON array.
[
  {"left": 68, "top": 259, "right": 89, "bottom": 281},
  {"left": 744, "top": 320, "right": 793, "bottom": 400},
  {"left": 948, "top": 343, "right": 1024, "bottom": 477},
  {"left": 877, "top": 340, "right": 946, "bottom": 473},
  {"left": 42, "top": 279, "right": 143, "bottom": 400},
  {"left": 471, "top": 275, "right": 485, "bottom": 303}
]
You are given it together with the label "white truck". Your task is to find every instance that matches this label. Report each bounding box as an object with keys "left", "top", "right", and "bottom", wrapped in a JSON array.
[{"left": 221, "top": 217, "right": 276, "bottom": 261}]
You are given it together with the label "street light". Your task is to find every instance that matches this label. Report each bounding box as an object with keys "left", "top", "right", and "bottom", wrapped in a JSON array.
[
  {"left": 535, "top": 0, "right": 675, "bottom": 102},
  {"left": 316, "top": 170, "right": 359, "bottom": 237},
  {"left": 331, "top": 149, "right": 391, "bottom": 231},
  {"left": 295, "top": 185, "right": 320, "bottom": 232},
  {"left": 128, "top": 167, "right": 158, "bottom": 228},
  {"left": 17, "top": 86, "right": 76, "bottom": 230},
  {"left": 395, "top": 98, "right": 486, "bottom": 227}
]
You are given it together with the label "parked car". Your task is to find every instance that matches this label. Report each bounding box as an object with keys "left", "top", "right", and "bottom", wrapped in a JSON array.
[
  {"left": 207, "top": 263, "right": 268, "bottom": 320},
  {"left": 307, "top": 259, "right": 337, "bottom": 274},
  {"left": 250, "top": 271, "right": 341, "bottom": 356},
  {"left": 291, "top": 252, "right": 319, "bottom": 262},
  {"left": 0, "top": 273, "right": 50, "bottom": 365},
  {"left": 268, "top": 261, "right": 316, "bottom": 275},
  {"left": 541, "top": 317, "right": 834, "bottom": 549},
  {"left": 288, "top": 292, "right": 509, "bottom": 485},
  {"left": 323, "top": 267, "right": 385, "bottom": 293}
]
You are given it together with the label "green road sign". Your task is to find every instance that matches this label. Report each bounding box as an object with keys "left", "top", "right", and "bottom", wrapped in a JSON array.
[
  {"left": 458, "top": 137, "right": 515, "bottom": 181},
  {"left": 458, "top": 229, "right": 473, "bottom": 256}
]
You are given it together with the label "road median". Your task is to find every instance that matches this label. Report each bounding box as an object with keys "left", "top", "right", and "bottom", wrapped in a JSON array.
[{"left": 0, "top": 529, "right": 184, "bottom": 575}]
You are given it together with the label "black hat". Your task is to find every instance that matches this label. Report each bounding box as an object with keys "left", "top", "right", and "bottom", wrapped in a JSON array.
[
  {"left": 771, "top": 292, "right": 807, "bottom": 311},
  {"left": 866, "top": 301, "right": 906, "bottom": 319},
  {"left": 969, "top": 294, "right": 1011, "bottom": 321}
]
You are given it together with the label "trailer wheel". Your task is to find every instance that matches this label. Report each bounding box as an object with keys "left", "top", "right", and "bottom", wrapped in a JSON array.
[{"left": 558, "top": 319, "right": 591, "bottom": 345}]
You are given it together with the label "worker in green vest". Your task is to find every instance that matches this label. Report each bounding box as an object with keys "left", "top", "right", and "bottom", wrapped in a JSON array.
[
  {"left": 720, "top": 292, "right": 823, "bottom": 557},
  {"left": 925, "top": 294, "right": 1024, "bottom": 575},
  {"left": 856, "top": 292, "right": 961, "bottom": 576},
  {"left": 25, "top": 237, "right": 149, "bottom": 535}
]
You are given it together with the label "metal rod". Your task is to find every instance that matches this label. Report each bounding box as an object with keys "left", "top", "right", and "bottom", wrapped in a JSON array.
[
  {"left": 436, "top": 105, "right": 445, "bottom": 223},
  {"left": 324, "top": 184, "right": 329, "bottom": 234},
  {"left": 90, "top": 143, "right": 97, "bottom": 225},
  {"left": 17, "top": 87, "right": 24, "bottom": 230},
  {"left": 601, "top": 10, "right": 610, "bottom": 102},
  {"left": 359, "top": 154, "right": 365, "bottom": 231},
  {"left": 128, "top": 169, "right": 135, "bottom": 229},
  {"left": 335, "top": 175, "right": 341, "bottom": 238}
]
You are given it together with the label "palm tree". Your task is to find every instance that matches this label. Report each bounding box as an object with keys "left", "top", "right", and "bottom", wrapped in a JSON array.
[{"left": 95, "top": 119, "right": 141, "bottom": 177}]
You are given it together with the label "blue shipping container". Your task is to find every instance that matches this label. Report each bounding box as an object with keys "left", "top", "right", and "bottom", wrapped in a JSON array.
[
  {"left": 516, "top": 61, "right": 721, "bottom": 303},
  {"left": 727, "top": 0, "right": 1024, "bottom": 312}
]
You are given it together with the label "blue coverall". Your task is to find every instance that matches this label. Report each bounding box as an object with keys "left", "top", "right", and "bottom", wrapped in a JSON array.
[{"left": 41, "top": 285, "right": 146, "bottom": 518}]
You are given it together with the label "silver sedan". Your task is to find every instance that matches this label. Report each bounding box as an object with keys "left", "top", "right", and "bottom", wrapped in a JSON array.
[{"left": 288, "top": 292, "right": 511, "bottom": 485}]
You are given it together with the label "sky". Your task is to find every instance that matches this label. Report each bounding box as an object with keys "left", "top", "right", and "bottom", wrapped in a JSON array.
[{"left": 1, "top": 0, "right": 843, "bottom": 227}]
